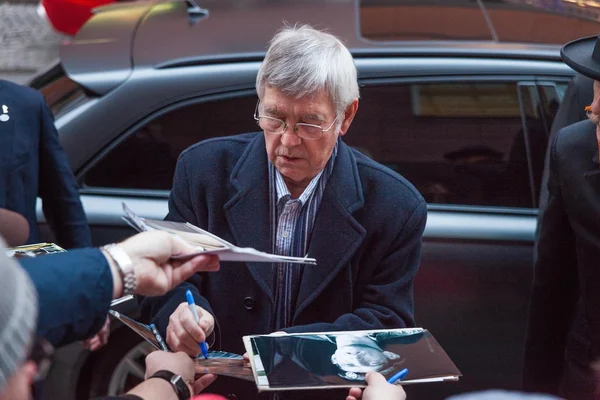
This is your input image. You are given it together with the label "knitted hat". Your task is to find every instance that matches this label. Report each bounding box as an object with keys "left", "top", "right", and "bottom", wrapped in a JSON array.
[
  {"left": 0, "top": 238, "right": 38, "bottom": 391},
  {"left": 446, "top": 390, "right": 562, "bottom": 400}
]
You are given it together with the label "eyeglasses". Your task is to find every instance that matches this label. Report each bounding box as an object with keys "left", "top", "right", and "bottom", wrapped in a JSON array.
[
  {"left": 253, "top": 100, "right": 340, "bottom": 140},
  {"left": 28, "top": 337, "right": 54, "bottom": 382}
]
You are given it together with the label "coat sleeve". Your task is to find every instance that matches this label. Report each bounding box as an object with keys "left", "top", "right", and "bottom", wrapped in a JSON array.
[
  {"left": 138, "top": 153, "right": 216, "bottom": 345},
  {"left": 19, "top": 248, "right": 113, "bottom": 347},
  {"left": 284, "top": 199, "right": 427, "bottom": 334},
  {"left": 522, "top": 128, "right": 579, "bottom": 395},
  {"left": 37, "top": 95, "right": 92, "bottom": 249}
]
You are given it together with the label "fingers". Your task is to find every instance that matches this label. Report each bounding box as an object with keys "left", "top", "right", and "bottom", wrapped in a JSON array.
[
  {"left": 243, "top": 352, "right": 249, "bottom": 361},
  {"left": 192, "top": 374, "right": 217, "bottom": 394},
  {"left": 180, "top": 311, "right": 207, "bottom": 343},
  {"left": 166, "top": 303, "right": 212, "bottom": 357},
  {"left": 365, "top": 371, "right": 387, "bottom": 385},
  {"left": 348, "top": 387, "right": 362, "bottom": 398},
  {"left": 171, "top": 255, "right": 220, "bottom": 286}
]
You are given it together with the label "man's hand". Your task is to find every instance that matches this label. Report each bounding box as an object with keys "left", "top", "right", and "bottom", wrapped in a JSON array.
[
  {"left": 166, "top": 302, "right": 214, "bottom": 356},
  {"left": 346, "top": 372, "right": 406, "bottom": 400},
  {"left": 107, "top": 231, "right": 220, "bottom": 297},
  {"left": 144, "top": 351, "right": 216, "bottom": 395},
  {"left": 83, "top": 316, "right": 110, "bottom": 351}
]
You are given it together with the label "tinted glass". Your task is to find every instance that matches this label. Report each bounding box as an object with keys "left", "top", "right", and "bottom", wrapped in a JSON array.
[
  {"left": 29, "top": 64, "right": 91, "bottom": 118},
  {"left": 345, "top": 82, "right": 549, "bottom": 208},
  {"left": 359, "top": 0, "right": 600, "bottom": 44},
  {"left": 84, "top": 95, "right": 258, "bottom": 190}
]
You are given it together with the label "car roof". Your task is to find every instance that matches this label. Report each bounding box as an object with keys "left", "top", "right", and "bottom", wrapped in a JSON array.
[{"left": 60, "top": 0, "right": 597, "bottom": 94}]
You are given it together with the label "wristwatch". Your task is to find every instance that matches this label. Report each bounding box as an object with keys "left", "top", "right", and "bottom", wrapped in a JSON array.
[
  {"left": 149, "top": 370, "right": 191, "bottom": 400},
  {"left": 102, "top": 244, "right": 136, "bottom": 296}
]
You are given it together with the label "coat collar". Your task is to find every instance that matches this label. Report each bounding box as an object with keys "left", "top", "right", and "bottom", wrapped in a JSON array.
[
  {"left": 223, "top": 133, "right": 366, "bottom": 316},
  {"left": 585, "top": 122, "right": 600, "bottom": 188}
]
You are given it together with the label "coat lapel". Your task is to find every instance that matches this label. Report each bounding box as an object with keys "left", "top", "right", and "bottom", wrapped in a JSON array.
[
  {"left": 293, "top": 142, "right": 366, "bottom": 320},
  {"left": 223, "top": 134, "right": 275, "bottom": 305}
]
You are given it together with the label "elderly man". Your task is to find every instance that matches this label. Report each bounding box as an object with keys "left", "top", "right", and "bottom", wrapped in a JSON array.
[
  {"left": 522, "top": 35, "right": 600, "bottom": 399},
  {"left": 141, "top": 24, "right": 426, "bottom": 399}
]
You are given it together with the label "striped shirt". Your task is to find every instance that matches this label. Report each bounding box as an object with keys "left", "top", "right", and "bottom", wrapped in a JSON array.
[{"left": 269, "top": 142, "right": 338, "bottom": 330}]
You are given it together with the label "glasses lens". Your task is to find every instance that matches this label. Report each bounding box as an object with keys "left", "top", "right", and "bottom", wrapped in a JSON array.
[
  {"left": 296, "top": 124, "right": 322, "bottom": 140},
  {"left": 28, "top": 337, "right": 54, "bottom": 382},
  {"left": 258, "top": 117, "right": 284, "bottom": 133}
]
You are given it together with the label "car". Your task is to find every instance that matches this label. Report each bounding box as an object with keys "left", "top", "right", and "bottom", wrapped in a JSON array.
[{"left": 28, "top": 0, "right": 597, "bottom": 398}]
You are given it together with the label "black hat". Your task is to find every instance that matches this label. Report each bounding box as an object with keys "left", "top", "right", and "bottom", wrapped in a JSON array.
[{"left": 561, "top": 35, "right": 600, "bottom": 81}]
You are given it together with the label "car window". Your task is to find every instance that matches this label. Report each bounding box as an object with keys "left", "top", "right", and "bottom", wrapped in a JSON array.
[
  {"left": 29, "top": 64, "right": 92, "bottom": 118},
  {"left": 83, "top": 95, "right": 259, "bottom": 191},
  {"left": 345, "top": 81, "right": 552, "bottom": 208},
  {"left": 83, "top": 80, "right": 555, "bottom": 209}
]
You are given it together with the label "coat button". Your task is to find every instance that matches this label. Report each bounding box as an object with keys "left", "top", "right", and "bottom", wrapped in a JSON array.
[{"left": 244, "top": 297, "right": 255, "bottom": 310}]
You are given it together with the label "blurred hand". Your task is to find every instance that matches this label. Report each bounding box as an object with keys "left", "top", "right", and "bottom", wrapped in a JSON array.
[
  {"left": 107, "top": 231, "right": 220, "bottom": 297},
  {"left": 145, "top": 351, "right": 216, "bottom": 395},
  {"left": 166, "top": 302, "right": 214, "bottom": 356},
  {"left": 83, "top": 316, "right": 110, "bottom": 351},
  {"left": 346, "top": 372, "right": 406, "bottom": 400}
]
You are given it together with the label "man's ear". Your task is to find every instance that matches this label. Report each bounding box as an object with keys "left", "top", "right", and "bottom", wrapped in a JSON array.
[
  {"left": 331, "top": 354, "right": 338, "bottom": 365},
  {"left": 339, "top": 99, "right": 359, "bottom": 137}
]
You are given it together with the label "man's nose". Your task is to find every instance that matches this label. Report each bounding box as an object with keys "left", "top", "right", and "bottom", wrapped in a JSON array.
[{"left": 280, "top": 128, "right": 302, "bottom": 147}]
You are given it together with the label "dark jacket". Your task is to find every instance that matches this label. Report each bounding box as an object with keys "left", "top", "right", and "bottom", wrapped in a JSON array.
[
  {"left": 141, "top": 132, "right": 426, "bottom": 399},
  {"left": 0, "top": 80, "right": 91, "bottom": 248},
  {"left": 523, "top": 120, "right": 600, "bottom": 399},
  {"left": 19, "top": 248, "right": 112, "bottom": 346}
]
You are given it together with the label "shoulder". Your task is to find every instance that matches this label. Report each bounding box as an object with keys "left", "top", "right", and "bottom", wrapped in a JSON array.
[
  {"left": 351, "top": 148, "right": 425, "bottom": 210},
  {"left": 554, "top": 120, "right": 596, "bottom": 161},
  {"left": 178, "top": 132, "right": 259, "bottom": 165},
  {"left": 0, "top": 80, "right": 44, "bottom": 108}
]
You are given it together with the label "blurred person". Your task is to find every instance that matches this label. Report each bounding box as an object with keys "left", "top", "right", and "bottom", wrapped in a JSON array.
[
  {"left": 0, "top": 80, "right": 91, "bottom": 249},
  {"left": 522, "top": 35, "right": 600, "bottom": 399},
  {"left": 141, "top": 23, "right": 426, "bottom": 400},
  {"left": 0, "top": 248, "right": 218, "bottom": 400}
]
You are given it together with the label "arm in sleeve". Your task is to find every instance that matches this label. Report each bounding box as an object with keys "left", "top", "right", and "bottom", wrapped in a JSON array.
[
  {"left": 139, "top": 153, "right": 216, "bottom": 345},
  {"left": 19, "top": 248, "right": 112, "bottom": 347},
  {"left": 37, "top": 95, "right": 92, "bottom": 248},
  {"left": 284, "top": 200, "right": 427, "bottom": 334},
  {"left": 522, "top": 129, "right": 579, "bottom": 395}
]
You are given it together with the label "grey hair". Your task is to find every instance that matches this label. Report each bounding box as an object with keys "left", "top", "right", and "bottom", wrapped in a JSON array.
[{"left": 256, "top": 24, "right": 359, "bottom": 116}]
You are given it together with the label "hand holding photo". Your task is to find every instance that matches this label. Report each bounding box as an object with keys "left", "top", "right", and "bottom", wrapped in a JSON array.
[{"left": 243, "top": 328, "right": 461, "bottom": 391}]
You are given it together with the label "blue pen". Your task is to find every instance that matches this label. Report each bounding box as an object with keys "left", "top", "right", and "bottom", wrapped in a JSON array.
[
  {"left": 185, "top": 290, "right": 209, "bottom": 359},
  {"left": 387, "top": 368, "right": 409, "bottom": 384},
  {"left": 149, "top": 323, "right": 169, "bottom": 351}
]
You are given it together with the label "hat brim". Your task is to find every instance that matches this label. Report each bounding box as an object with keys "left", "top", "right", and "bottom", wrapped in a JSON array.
[{"left": 561, "top": 35, "right": 600, "bottom": 81}]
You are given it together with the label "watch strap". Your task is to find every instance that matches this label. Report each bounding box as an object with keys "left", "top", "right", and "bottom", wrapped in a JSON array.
[
  {"left": 150, "top": 370, "right": 191, "bottom": 400},
  {"left": 102, "top": 244, "right": 136, "bottom": 296}
]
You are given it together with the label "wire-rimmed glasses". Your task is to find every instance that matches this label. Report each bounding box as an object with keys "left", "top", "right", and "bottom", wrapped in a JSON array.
[{"left": 253, "top": 100, "right": 340, "bottom": 140}]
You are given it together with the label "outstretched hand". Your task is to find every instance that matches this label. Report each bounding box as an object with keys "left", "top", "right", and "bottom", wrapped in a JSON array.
[
  {"left": 346, "top": 372, "right": 406, "bottom": 400},
  {"left": 110, "top": 231, "right": 220, "bottom": 297}
]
